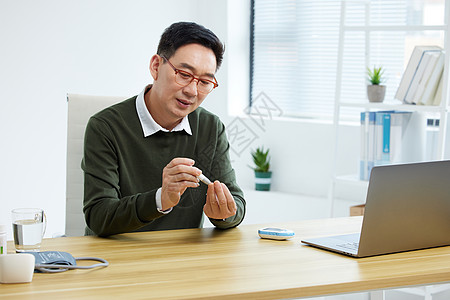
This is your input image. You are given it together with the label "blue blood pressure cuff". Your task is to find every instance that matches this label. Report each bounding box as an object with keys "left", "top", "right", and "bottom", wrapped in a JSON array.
[{"left": 25, "top": 251, "right": 108, "bottom": 273}]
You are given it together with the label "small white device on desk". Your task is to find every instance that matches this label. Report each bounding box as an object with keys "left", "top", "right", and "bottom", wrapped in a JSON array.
[{"left": 258, "top": 228, "right": 295, "bottom": 240}]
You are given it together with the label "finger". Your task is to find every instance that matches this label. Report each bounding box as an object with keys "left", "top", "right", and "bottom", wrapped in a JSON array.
[
  {"left": 171, "top": 172, "right": 200, "bottom": 186},
  {"left": 214, "top": 181, "right": 228, "bottom": 209},
  {"left": 208, "top": 196, "right": 222, "bottom": 218},
  {"left": 206, "top": 183, "right": 218, "bottom": 205},
  {"left": 205, "top": 184, "right": 222, "bottom": 216},
  {"left": 162, "top": 161, "right": 201, "bottom": 205},
  {"left": 164, "top": 161, "right": 201, "bottom": 184},
  {"left": 167, "top": 157, "right": 195, "bottom": 168},
  {"left": 211, "top": 181, "right": 233, "bottom": 218},
  {"left": 173, "top": 165, "right": 201, "bottom": 177},
  {"left": 221, "top": 183, "right": 237, "bottom": 213},
  {"left": 203, "top": 186, "right": 214, "bottom": 216},
  {"left": 166, "top": 161, "right": 201, "bottom": 176}
]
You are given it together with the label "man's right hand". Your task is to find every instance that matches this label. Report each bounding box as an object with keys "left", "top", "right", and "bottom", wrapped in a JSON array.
[{"left": 161, "top": 158, "right": 201, "bottom": 211}]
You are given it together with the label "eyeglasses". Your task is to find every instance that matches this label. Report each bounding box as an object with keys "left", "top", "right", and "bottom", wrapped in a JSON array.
[{"left": 161, "top": 56, "right": 218, "bottom": 94}]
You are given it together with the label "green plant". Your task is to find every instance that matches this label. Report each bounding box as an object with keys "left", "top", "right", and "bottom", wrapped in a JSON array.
[
  {"left": 367, "top": 66, "right": 385, "bottom": 85},
  {"left": 251, "top": 146, "right": 270, "bottom": 173}
]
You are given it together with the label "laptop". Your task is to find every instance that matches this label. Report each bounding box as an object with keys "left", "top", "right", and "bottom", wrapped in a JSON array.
[{"left": 301, "top": 160, "right": 450, "bottom": 257}]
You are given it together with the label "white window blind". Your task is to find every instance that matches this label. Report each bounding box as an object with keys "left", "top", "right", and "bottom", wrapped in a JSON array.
[{"left": 251, "top": 0, "right": 445, "bottom": 121}]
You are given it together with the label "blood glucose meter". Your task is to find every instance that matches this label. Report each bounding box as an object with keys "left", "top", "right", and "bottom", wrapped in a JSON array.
[{"left": 258, "top": 227, "right": 295, "bottom": 240}]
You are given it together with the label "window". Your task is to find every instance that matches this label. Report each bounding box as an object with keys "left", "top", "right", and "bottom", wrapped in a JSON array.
[{"left": 250, "top": 0, "right": 445, "bottom": 121}]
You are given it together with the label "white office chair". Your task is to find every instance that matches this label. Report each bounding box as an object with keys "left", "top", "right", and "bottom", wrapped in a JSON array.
[{"left": 66, "top": 93, "right": 127, "bottom": 236}]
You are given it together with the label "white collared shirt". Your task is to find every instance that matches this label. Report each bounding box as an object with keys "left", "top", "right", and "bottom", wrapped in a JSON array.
[
  {"left": 135, "top": 84, "right": 193, "bottom": 214},
  {"left": 135, "top": 84, "right": 192, "bottom": 137}
]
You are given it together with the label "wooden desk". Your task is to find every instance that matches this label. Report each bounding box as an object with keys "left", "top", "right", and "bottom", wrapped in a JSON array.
[{"left": 2, "top": 217, "right": 450, "bottom": 299}]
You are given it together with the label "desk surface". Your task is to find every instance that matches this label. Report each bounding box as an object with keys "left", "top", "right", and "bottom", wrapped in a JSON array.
[{"left": 2, "top": 217, "right": 450, "bottom": 299}]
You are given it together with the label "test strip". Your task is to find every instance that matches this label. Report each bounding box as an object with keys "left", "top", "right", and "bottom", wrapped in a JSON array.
[{"left": 198, "top": 174, "right": 212, "bottom": 185}]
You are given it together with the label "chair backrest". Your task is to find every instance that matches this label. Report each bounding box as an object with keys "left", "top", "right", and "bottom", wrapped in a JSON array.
[{"left": 66, "top": 93, "right": 127, "bottom": 236}]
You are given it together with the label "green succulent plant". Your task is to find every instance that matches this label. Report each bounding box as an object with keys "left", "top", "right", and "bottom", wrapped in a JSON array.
[
  {"left": 251, "top": 146, "right": 270, "bottom": 173},
  {"left": 367, "top": 66, "right": 385, "bottom": 85}
]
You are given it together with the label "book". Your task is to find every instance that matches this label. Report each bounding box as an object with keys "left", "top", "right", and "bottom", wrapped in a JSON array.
[
  {"left": 381, "top": 111, "right": 411, "bottom": 165},
  {"left": 360, "top": 111, "right": 376, "bottom": 180},
  {"left": 374, "top": 112, "right": 391, "bottom": 166},
  {"left": 404, "top": 52, "right": 432, "bottom": 104},
  {"left": 418, "top": 52, "right": 445, "bottom": 105},
  {"left": 432, "top": 74, "right": 444, "bottom": 106},
  {"left": 412, "top": 51, "right": 441, "bottom": 104},
  {"left": 420, "top": 52, "right": 445, "bottom": 106},
  {"left": 395, "top": 45, "right": 442, "bottom": 102},
  {"left": 373, "top": 111, "right": 408, "bottom": 166},
  {"left": 360, "top": 112, "right": 367, "bottom": 180},
  {"left": 361, "top": 111, "right": 413, "bottom": 180}
]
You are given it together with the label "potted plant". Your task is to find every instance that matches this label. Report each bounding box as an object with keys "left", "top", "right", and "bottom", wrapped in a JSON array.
[
  {"left": 250, "top": 146, "right": 272, "bottom": 191},
  {"left": 366, "top": 66, "right": 386, "bottom": 103}
]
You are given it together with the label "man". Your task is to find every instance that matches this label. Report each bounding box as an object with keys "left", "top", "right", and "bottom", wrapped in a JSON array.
[{"left": 82, "top": 22, "right": 246, "bottom": 236}]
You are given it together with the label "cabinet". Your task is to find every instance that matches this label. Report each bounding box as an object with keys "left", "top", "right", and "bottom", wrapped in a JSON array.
[{"left": 329, "top": 0, "right": 450, "bottom": 216}]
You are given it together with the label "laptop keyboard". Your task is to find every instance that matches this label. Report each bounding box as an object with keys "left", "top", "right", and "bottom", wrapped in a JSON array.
[{"left": 337, "top": 242, "right": 359, "bottom": 251}]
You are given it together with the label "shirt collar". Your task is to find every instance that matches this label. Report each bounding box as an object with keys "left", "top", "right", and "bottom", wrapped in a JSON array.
[{"left": 135, "top": 84, "right": 192, "bottom": 137}]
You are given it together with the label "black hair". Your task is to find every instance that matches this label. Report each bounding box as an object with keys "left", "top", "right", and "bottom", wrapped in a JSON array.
[{"left": 157, "top": 22, "right": 225, "bottom": 70}]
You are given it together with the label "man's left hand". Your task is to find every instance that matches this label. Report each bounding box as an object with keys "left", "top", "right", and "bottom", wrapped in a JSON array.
[{"left": 203, "top": 181, "right": 237, "bottom": 220}]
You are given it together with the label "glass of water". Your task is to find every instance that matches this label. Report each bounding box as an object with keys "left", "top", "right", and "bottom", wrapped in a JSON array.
[{"left": 12, "top": 208, "right": 47, "bottom": 252}]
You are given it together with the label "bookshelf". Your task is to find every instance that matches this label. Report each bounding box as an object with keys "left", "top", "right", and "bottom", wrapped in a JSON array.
[{"left": 329, "top": 0, "right": 450, "bottom": 217}]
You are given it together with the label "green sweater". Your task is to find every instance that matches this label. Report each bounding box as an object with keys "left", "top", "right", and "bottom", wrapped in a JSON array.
[{"left": 82, "top": 97, "right": 246, "bottom": 236}]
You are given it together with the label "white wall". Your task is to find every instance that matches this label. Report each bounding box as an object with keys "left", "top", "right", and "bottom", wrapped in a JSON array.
[{"left": 0, "top": 0, "right": 361, "bottom": 240}]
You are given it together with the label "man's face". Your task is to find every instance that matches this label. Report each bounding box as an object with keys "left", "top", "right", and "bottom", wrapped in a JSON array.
[{"left": 150, "top": 43, "right": 217, "bottom": 129}]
